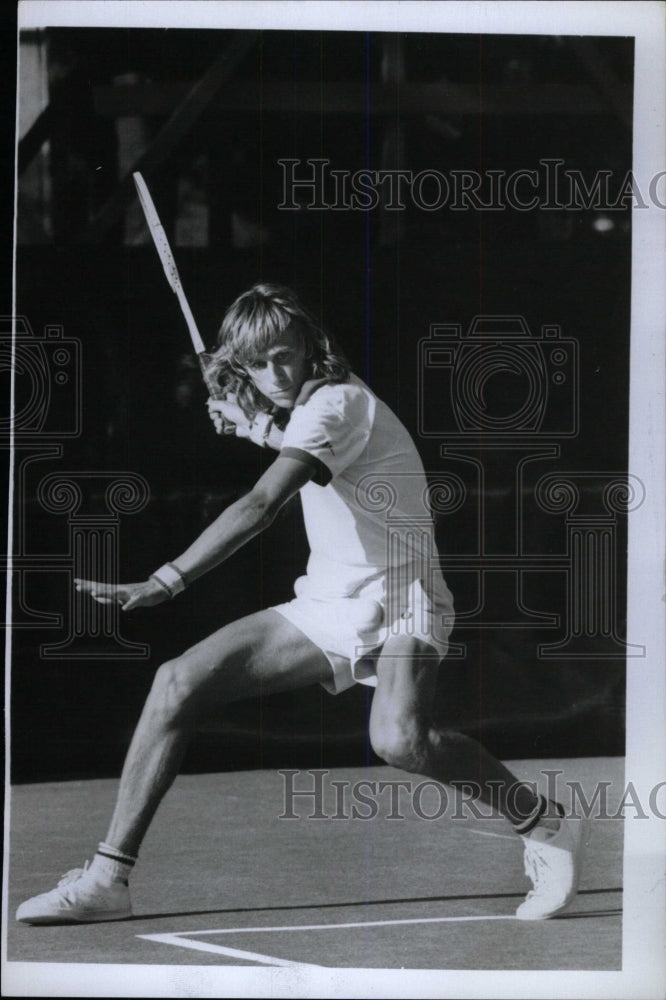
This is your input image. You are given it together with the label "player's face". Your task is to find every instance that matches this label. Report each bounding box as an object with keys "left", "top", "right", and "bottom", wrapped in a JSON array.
[{"left": 243, "top": 327, "right": 310, "bottom": 410}]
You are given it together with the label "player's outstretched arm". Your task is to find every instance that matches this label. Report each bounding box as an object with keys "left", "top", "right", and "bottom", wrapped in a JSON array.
[
  {"left": 74, "top": 578, "right": 169, "bottom": 611},
  {"left": 75, "top": 455, "right": 314, "bottom": 610},
  {"left": 171, "top": 454, "right": 312, "bottom": 583}
]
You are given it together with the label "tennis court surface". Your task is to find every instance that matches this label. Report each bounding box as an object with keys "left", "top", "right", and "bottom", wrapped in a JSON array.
[{"left": 7, "top": 758, "right": 622, "bottom": 970}]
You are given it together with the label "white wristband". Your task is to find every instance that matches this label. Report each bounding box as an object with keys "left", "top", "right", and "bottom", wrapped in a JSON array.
[{"left": 150, "top": 562, "right": 187, "bottom": 598}]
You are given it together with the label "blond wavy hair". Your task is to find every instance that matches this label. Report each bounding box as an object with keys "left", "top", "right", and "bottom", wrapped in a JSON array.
[{"left": 210, "top": 283, "right": 350, "bottom": 423}]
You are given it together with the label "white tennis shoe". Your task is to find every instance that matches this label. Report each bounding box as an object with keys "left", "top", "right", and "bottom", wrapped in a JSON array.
[
  {"left": 16, "top": 863, "right": 132, "bottom": 925},
  {"left": 516, "top": 812, "right": 590, "bottom": 920}
]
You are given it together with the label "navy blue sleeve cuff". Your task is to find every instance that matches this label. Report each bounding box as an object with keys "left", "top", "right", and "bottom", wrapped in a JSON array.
[{"left": 280, "top": 446, "right": 332, "bottom": 486}]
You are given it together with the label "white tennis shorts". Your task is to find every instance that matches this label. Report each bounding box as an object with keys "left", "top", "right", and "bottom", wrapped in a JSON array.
[{"left": 272, "top": 567, "right": 455, "bottom": 695}]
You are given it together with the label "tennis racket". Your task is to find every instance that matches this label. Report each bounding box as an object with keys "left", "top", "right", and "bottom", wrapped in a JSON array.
[{"left": 132, "top": 171, "right": 226, "bottom": 406}]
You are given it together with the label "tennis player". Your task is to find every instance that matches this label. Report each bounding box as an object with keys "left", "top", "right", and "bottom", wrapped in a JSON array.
[{"left": 17, "top": 283, "right": 588, "bottom": 925}]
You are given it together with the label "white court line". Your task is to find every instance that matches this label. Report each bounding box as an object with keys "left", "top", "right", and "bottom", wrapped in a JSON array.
[
  {"left": 196, "top": 913, "right": 515, "bottom": 933},
  {"left": 136, "top": 932, "right": 324, "bottom": 967},
  {"left": 139, "top": 913, "right": 517, "bottom": 965},
  {"left": 465, "top": 828, "right": 517, "bottom": 841},
  {"left": 141, "top": 912, "right": 514, "bottom": 940}
]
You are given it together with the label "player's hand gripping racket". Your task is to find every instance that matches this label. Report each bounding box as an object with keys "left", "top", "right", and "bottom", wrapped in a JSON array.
[{"left": 132, "top": 171, "right": 235, "bottom": 431}]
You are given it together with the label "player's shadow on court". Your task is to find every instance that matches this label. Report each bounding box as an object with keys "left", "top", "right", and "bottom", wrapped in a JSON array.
[{"left": 127, "top": 887, "right": 622, "bottom": 923}]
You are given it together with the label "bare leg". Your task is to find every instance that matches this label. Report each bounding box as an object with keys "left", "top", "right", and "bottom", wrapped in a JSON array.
[
  {"left": 368, "top": 636, "right": 539, "bottom": 825},
  {"left": 105, "top": 610, "right": 331, "bottom": 856}
]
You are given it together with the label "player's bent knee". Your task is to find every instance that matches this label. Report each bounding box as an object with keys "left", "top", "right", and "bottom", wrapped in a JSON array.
[
  {"left": 148, "top": 659, "right": 201, "bottom": 726},
  {"left": 370, "top": 721, "right": 469, "bottom": 777},
  {"left": 370, "top": 719, "right": 428, "bottom": 772}
]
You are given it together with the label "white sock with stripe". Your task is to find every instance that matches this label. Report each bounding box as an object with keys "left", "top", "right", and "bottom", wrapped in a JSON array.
[
  {"left": 88, "top": 842, "right": 137, "bottom": 885},
  {"left": 515, "top": 795, "right": 564, "bottom": 838}
]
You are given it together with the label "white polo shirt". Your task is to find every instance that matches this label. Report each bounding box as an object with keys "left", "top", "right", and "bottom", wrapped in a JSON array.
[{"left": 280, "top": 374, "right": 443, "bottom": 598}]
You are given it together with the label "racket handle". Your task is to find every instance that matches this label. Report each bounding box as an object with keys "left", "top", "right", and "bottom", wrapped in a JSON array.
[
  {"left": 198, "top": 352, "right": 236, "bottom": 434},
  {"left": 198, "top": 352, "right": 223, "bottom": 400}
]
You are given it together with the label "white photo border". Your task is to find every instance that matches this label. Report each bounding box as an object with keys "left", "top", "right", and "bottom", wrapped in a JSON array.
[{"left": 5, "top": 2, "right": 666, "bottom": 998}]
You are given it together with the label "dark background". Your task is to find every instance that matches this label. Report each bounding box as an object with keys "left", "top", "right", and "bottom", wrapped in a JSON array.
[{"left": 11, "top": 28, "right": 633, "bottom": 780}]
